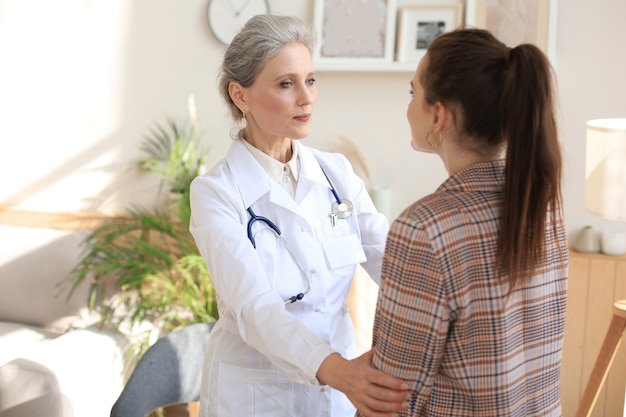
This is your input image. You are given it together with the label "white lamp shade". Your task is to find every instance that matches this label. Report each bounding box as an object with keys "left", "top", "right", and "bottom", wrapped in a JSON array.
[{"left": 585, "top": 118, "right": 626, "bottom": 221}]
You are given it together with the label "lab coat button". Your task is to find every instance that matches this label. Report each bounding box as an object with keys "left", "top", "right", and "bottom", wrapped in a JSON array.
[
  {"left": 315, "top": 307, "right": 321, "bottom": 313},
  {"left": 310, "top": 268, "right": 316, "bottom": 274},
  {"left": 321, "top": 387, "right": 326, "bottom": 392}
]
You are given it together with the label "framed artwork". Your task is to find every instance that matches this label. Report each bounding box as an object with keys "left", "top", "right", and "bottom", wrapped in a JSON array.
[
  {"left": 395, "top": 4, "right": 464, "bottom": 63},
  {"left": 313, "top": 0, "right": 396, "bottom": 66},
  {"left": 473, "top": 0, "right": 558, "bottom": 62}
]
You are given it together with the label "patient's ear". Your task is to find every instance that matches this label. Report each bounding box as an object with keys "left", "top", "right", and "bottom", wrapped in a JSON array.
[{"left": 433, "top": 101, "right": 454, "bottom": 133}]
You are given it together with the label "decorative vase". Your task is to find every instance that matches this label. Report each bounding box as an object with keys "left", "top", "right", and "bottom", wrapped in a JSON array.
[
  {"left": 572, "top": 226, "right": 600, "bottom": 253},
  {"left": 601, "top": 230, "right": 626, "bottom": 256}
]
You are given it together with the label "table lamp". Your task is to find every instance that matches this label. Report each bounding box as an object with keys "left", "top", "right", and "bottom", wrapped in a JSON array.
[{"left": 585, "top": 118, "right": 626, "bottom": 255}]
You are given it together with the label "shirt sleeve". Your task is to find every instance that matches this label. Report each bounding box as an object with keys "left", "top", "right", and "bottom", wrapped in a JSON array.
[{"left": 370, "top": 213, "right": 450, "bottom": 413}]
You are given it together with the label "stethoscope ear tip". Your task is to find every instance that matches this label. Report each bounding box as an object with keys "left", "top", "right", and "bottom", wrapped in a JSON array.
[{"left": 286, "top": 292, "right": 306, "bottom": 304}]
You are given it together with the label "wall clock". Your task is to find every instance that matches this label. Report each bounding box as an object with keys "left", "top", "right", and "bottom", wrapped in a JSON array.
[{"left": 207, "top": 0, "right": 271, "bottom": 45}]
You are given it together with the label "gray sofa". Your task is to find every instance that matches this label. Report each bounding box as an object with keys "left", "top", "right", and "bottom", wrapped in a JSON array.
[{"left": 0, "top": 225, "right": 129, "bottom": 417}]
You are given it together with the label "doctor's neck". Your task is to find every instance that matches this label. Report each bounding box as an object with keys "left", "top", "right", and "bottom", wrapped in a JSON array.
[{"left": 243, "top": 135, "right": 294, "bottom": 163}]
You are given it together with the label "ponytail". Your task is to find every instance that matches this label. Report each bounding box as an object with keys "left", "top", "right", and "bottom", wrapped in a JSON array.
[
  {"left": 498, "top": 44, "right": 562, "bottom": 288},
  {"left": 423, "top": 29, "right": 563, "bottom": 290}
]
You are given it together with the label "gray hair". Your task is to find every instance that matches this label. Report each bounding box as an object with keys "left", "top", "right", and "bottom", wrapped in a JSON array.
[{"left": 219, "top": 14, "right": 317, "bottom": 122}]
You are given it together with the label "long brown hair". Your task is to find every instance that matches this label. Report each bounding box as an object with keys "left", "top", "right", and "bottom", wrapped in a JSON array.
[{"left": 421, "top": 28, "right": 563, "bottom": 289}]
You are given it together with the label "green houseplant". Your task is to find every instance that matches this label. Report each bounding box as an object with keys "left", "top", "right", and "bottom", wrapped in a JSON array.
[{"left": 62, "top": 117, "right": 218, "bottom": 355}]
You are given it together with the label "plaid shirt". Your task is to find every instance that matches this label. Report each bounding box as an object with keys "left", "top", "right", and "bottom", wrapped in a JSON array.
[{"left": 370, "top": 160, "right": 569, "bottom": 416}]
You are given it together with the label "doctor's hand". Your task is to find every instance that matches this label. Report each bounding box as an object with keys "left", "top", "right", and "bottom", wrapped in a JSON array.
[{"left": 317, "top": 349, "right": 410, "bottom": 417}]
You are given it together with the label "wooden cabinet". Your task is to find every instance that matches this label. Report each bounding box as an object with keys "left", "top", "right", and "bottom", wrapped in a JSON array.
[{"left": 562, "top": 251, "right": 626, "bottom": 417}]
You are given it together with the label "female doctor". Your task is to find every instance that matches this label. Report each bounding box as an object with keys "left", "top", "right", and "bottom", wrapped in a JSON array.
[{"left": 189, "top": 14, "right": 409, "bottom": 417}]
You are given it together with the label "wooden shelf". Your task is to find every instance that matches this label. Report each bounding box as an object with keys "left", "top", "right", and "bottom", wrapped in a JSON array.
[
  {"left": 313, "top": 0, "right": 477, "bottom": 73},
  {"left": 569, "top": 248, "right": 626, "bottom": 261},
  {"left": 0, "top": 206, "right": 122, "bottom": 231},
  {"left": 314, "top": 59, "right": 419, "bottom": 73}
]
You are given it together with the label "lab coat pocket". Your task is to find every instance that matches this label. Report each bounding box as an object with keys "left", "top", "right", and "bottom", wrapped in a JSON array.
[
  {"left": 217, "top": 363, "right": 294, "bottom": 416},
  {"left": 322, "top": 233, "right": 367, "bottom": 270}
]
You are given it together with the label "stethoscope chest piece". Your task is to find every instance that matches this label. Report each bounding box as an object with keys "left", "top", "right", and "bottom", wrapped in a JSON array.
[{"left": 332, "top": 199, "right": 354, "bottom": 219}]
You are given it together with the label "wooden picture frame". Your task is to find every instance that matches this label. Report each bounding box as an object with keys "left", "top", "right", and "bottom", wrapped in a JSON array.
[{"left": 395, "top": 3, "right": 464, "bottom": 63}]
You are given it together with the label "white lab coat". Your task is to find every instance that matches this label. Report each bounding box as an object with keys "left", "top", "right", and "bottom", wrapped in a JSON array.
[{"left": 189, "top": 139, "right": 388, "bottom": 417}]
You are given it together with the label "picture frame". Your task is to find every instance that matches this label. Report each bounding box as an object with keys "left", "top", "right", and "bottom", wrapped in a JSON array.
[
  {"left": 473, "top": 0, "right": 558, "bottom": 63},
  {"left": 395, "top": 3, "right": 464, "bottom": 63},
  {"left": 313, "top": 0, "right": 397, "bottom": 68}
]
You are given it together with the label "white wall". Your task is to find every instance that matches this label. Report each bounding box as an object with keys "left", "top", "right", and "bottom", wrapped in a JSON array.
[
  {"left": 0, "top": 0, "right": 625, "bottom": 240},
  {"left": 556, "top": 0, "right": 626, "bottom": 240}
]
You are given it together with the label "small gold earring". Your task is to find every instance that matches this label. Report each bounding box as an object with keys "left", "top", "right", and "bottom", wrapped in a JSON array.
[{"left": 425, "top": 131, "right": 443, "bottom": 148}]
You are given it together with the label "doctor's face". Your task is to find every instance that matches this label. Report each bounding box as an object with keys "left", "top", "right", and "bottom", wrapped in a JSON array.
[{"left": 244, "top": 43, "right": 317, "bottom": 142}]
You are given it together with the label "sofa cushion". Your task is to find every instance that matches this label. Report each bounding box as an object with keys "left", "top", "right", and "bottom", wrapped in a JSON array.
[
  {"left": 0, "top": 324, "right": 128, "bottom": 417},
  {"left": 0, "top": 358, "right": 63, "bottom": 417},
  {"left": 0, "top": 321, "right": 58, "bottom": 367},
  {"left": 0, "top": 225, "right": 92, "bottom": 329}
]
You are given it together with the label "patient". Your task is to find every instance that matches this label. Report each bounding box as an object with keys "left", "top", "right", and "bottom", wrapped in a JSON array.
[{"left": 366, "top": 28, "right": 569, "bottom": 416}]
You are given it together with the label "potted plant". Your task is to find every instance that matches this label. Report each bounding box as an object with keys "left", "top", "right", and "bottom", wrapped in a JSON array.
[{"left": 61, "top": 115, "right": 217, "bottom": 356}]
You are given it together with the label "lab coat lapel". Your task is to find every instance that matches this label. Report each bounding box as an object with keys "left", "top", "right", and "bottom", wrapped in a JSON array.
[
  {"left": 294, "top": 143, "right": 333, "bottom": 206},
  {"left": 225, "top": 141, "right": 269, "bottom": 209},
  {"left": 225, "top": 140, "right": 300, "bottom": 215}
]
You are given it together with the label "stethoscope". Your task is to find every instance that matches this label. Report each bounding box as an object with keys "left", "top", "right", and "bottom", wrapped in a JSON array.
[{"left": 246, "top": 164, "right": 353, "bottom": 304}]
